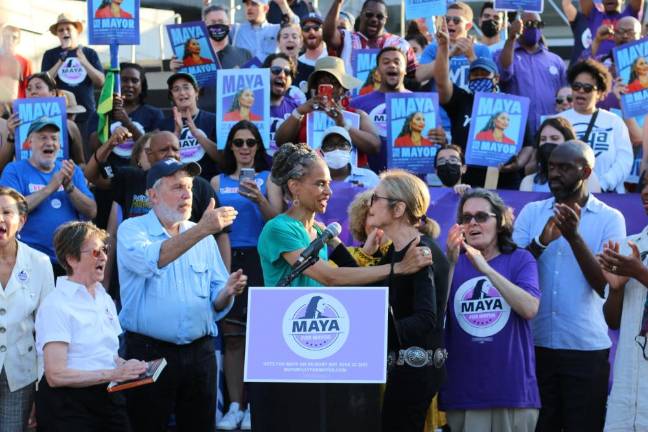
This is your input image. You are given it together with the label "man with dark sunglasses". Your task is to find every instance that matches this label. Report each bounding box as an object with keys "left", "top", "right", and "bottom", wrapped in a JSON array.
[
  {"left": 295, "top": 13, "right": 328, "bottom": 90},
  {"left": 262, "top": 53, "right": 301, "bottom": 153},
  {"left": 322, "top": 0, "right": 418, "bottom": 88},
  {"left": 513, "top": 140, "right": 626, "bottom": 431},
  {"left": 496, "top": 12, "right": 567, "bottom": 138},
  {"left": 600, "top": 172, "right": 648, "bottom": 431}
]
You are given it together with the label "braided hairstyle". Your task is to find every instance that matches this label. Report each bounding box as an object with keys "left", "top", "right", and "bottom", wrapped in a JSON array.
[{"left": 271, "top": 143, "right": 320, "bottom": 200}]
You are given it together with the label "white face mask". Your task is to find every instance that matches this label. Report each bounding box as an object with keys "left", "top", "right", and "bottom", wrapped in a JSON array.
[{"left": 323, "top": 149, "right": 351, "bottom": 170}]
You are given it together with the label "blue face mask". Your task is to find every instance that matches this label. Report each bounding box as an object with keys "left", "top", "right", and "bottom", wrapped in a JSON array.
[{"left": 468, "top": 78, "right": 498, "bottom": 93}]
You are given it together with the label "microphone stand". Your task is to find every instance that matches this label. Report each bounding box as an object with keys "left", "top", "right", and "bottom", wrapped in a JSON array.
[{"left": 278, "top": 255, "right": 319, "bottom": 287}]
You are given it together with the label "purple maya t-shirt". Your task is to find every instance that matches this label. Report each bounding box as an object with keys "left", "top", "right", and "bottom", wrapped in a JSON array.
[
  {"left": 270, "top": 96, "right": 300, "bottom": 155},
  {"left": 439, "top": 248, "right": 541, "bottom": 410},
  {"left": 587, "top": 5, "right": 638, "bottom": 57}
]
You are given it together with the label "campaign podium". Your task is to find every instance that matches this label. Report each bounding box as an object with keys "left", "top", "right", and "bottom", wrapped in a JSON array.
[{"left": 245, "top": 287, "right": 388, "bottom": 432}]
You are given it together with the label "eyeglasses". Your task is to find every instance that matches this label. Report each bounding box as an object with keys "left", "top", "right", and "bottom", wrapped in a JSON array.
[
  {"left": 555, "top": 95, "right": 573, "bottom": 104},
  {"left": 437, "top": 156, "right": 461, "bottom": 166},
  {"left": 445, "top": 16, "right": 464, "bottom": 25},
  {"left": 364, "top": 11, "right": 386, "bottom": 21},
  {"left": 369, "top": 193, "right": 400, "bottom": 206},
  {"left": 81, "top": 245, "right": 109, "bottom": 258},
  {"left": 459, "top": 211, "right": 496, "bottom": 225},
  {"left": 270, "top": 66, "right": 292, "bottom": 76},
  {"left": 302, "top": 24, "right": 321, "bottom": 32},
  {"left": 571, "top": 82, "right": 597, "bottom": 93},
  {"left": 232, "top": 138, "right": 258, "bottom": 148},
  {"left": 524, "top": 20, "right": 544, "bottom": 29}
]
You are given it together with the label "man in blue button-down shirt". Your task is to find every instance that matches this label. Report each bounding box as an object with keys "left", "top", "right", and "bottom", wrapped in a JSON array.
[
  {"left": 513, "top": 141, "right": 626, "bottom": 431},
  {"left": 117, "top": 158, "right": 246, "bottom": 432}
]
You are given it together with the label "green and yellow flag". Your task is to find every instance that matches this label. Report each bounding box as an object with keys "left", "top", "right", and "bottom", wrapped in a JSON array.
[{"left": 96, "top": 68, "right": 119, "bottom": 144}]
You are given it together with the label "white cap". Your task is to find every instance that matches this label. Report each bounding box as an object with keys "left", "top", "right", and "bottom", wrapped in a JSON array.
[{"left": 321, "top": 125, "right": 351, "bottom": 147}]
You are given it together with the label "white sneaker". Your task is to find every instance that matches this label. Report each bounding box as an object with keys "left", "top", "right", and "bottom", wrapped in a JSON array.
[
  {"left": 216, "top": 403, "right": 243, "bottom": 431},
  {"left": 240, "top": 405, "right": 251, "bottom": 430}
]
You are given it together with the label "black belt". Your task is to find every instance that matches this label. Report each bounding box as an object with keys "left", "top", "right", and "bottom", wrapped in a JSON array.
[
  {"left": 125, "top": 331, "right": 212, "bottom": 350},
  {"left": 387, "top": 346, "right": 447, "bottom": 369}
]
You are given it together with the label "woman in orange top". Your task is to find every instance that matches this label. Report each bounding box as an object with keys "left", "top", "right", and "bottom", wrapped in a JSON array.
[
  {"left": 475, "top": 111, "right": 515, "bottom": 144},
  {"left": 223, "top": 88, "right": 262, "bottom": 122},
  {"left": 94, "top": 0, "right": 133, "bottom": 18},
  {"left": 182, "top": 38, "right": 213, "bottom": 67}
]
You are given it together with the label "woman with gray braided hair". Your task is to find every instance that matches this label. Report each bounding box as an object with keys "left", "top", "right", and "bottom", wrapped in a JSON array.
[{"left": 251, "top": 143, "right": 434, "bottom": 431}]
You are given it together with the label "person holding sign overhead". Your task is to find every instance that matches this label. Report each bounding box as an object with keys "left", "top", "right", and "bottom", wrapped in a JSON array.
[
  {"left": 394, "top": 112, "right": 434, "bottom": 147},
  {"left": 41, "top": 14, "right": 105, "bottom": 127},
  {"left": 94, "top": 0, "right": 133, "bottom": 18}
]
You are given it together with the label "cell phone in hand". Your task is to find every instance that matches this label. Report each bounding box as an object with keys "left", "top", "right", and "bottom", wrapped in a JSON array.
[
  {"left": 239, "top": 168, "right": 255, "bottom": 194},
  {"left": 318, "top": 84, "right": 334, "bottom": 109}
]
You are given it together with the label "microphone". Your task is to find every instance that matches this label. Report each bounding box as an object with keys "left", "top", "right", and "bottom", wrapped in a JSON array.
[{"left": 293, "top": 222, "right": 341, "bottom": 268}]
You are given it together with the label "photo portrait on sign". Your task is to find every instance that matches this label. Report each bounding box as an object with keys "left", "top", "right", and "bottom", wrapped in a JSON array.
[
  {"left": 216, "top": 68, "right": 271, "bottom": 149},
  {"left": 465, "top": 92, "right": 529, "bottom": 167},
  {"left": 613, "top": 39, "right": 648, "bottom": 118},
  {"left": 351, "top": 49, "right": 379, "bottom": 96},
  {"left": 386, "top": 93, "right": 440, "bottom": 173},
  {"left": 166, "top": 22, "right": 218, "bottom": 87},
  {"left": 88, "top": 0, "right": 139, "bottom": 45}
]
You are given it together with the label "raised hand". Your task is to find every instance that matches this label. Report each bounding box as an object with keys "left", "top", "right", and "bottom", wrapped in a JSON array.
[
  {"left": 539, "top": 215, "right": 561, "bottom": 246},
  {"left": 112, "top": 95, "right": 129, "bottom": 123},
  {"left": 508, "top": 18, "right": 523, "bottom": 41},
  {"left": 597, "top": 239, "right": 643, "bottom": 290},
  {"left": 172, "top": 107, "right": 183, "bottom": 137},
  {"left": 107, "top": 126, "right": 132, "bottom": 148},
  {"left": 446, "top": 224, "right": 463, "bottom": 264},
  {"left": 239, "top": 178, "right": 264, "bottom": 203},
  {"left": 7, "top": 113, "right": 19, "bottom": 138},
  {"left": 553, "top": 202, "right": 581, "bottom": 241},
  {"left": 225, "top": 268, "right": 248, "bottom": 296},
  {"left": 198, "top": 198, "right": 237, "bottom": 234},
  {"left": 436, "top": 17, "right": 450, "bottom": 49},
  {"left": 361, "top": 227, "right": 384, "bottom": 256},
  {"left": 394, "top": 236, "right": 433, "bottom": 275},
  {"left": 462, "top": 241, "right": 491, "bottom": 274}
]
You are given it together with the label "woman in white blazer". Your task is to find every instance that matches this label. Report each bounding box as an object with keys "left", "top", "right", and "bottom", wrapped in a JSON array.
[{"left": 0, "top": 186, "right": 54, "bottom": 432}]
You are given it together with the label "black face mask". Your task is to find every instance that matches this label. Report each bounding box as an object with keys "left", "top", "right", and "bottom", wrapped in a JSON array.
[
  {"left": 537, "top": 143, "right": 559, "bottom": 177},
  {"left": 480, "top": 20, "right": 499, "bottom": 38},
  {"left": 437, "top": 164, "right": 462, "bottom": 187},
  {"left": 207, "top": 24, "right": 230, "bottom": 42}
]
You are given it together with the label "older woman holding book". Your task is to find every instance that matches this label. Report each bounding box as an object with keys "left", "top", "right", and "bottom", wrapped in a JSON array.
[{"left": 35, "top": 221, "right": 147, "bottom": 431}]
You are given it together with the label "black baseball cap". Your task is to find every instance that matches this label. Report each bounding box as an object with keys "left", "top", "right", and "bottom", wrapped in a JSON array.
[
  {"left": 167, "top": 72, "right": 199, "bottom": 90},
  {"left": 146, "top": 158, "right": 201, "bottom": 189}
]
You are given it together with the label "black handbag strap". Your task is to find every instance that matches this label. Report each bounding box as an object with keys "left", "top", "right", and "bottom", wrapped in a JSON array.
[{"left": 582, "top": 109, "right": 599, "bottom": 144}]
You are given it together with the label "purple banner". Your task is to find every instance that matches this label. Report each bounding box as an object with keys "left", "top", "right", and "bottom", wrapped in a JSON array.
[
  {"left": 319, "top": 182, "right": 648, "bottom": 249},
  {"left": 244, "top": 287, "right": 388, "bottom": 383}
]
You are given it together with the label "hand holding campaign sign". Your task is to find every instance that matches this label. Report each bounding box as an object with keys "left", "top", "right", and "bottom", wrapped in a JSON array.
[
  {"left": 494, "top": 0, "right": 544, "bottom": 12},
  {"left": 216, "top": 68, "right": 271, "bottom": 149},
  {"left": 12, "top": 98, "right": 68, "bottom": 161},
  {"left": 613, "top": 38, "right": 648, "bottom": 119},
  {"left": 465, "top": 92, "right": 529, "bottom": 167},
  {"left": 166, "top": 22, "right": 219, "bottom": 88},
  {"left": 244, "top": 287, "right": 388, "bottom": 383},
  {"left": 386, "top": 93, "right": 440, "bottom": 174},
  {"left": 351, "top": 49, "right": 379, "bottom": 97},
  {"left": 88, "top": 0, "right": 140, "bottom": 45}
]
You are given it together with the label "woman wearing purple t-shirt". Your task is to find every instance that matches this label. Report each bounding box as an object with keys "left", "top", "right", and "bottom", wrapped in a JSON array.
[{"left": 442, "top": 188, "right": 541, "bottom": 432}]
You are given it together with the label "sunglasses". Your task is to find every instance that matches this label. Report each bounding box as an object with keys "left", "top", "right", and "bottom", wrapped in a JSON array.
[
  {"left": 369, "top": 193, "right": 400, "bottom": 206},
  {"left": 445, "top": 16, "right": 464, "bottom": 25},
  {"left": 232, "top": 138, "right": 258, "bottom": 148},
  {"left": 302, "top": 24, "right": 321, "bottom": 32},
  {"left": 81, "top": 245, "right": 109, "bottom": 258},
  {"left": 459, "top": 211, "right": 496, "bottom": 225},
  {"left": 524, "top": 20, "right": 544, "bottom": 29},
  {"left": 364, "top": 12, "right": 386, "bottom": 21},
  {"left": 270, "top": 66, "right": 292, "bottom": 77},
  {"left": 556, "top": 95, "right": 573, "bottom": 104},
  {"left": 571, "top": 82, "right": 597, "bottom": 93}
]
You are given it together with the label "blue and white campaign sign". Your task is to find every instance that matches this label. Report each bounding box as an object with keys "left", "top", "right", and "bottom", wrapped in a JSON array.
[
  {"left": 350, "top": 49, "right": 379, "bottom": 97},
  {"left": 244, "top": 287, "right": 388, "bottom": 383},
  {"left": 12, "top": 97, "right": 68, "bottom": 161},
  {"left": 465, "top": 92, "right": 529, "bottom": 167},
  {"left": 88, "top": 0, "right": 140, "bottom": 45},
  {"left": 494, "top": 0, "right": 544, "bottom": 12},
  {"left": 166, "top": 22, "right": 219, "bottom": 88},
  {"left": 613, "top": 38, "right": 648, "bottom": 119},
  {"left": 386, "top": 92, "right": 440, "bottom": 174},
  {"left": 306, "top": 110, "right": 360, "bottom": 149},
  {"left": 405, "top": 0, "right": 447, "bottom": 19},
  {"left": 216, "top": 68, "right": 271, "bottom": 149}
]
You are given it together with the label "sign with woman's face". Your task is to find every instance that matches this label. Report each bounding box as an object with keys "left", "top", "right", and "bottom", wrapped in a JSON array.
[
  {"left": 88, "top": 0, "right": 140, "bottom": 45},
  {"left": 613, "top": 38, "right": 648, "bottom": 118}
]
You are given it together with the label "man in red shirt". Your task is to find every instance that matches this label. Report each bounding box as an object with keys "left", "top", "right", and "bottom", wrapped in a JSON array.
[{"left": 0, "top": 25, "right": 32, "bottom": 99}]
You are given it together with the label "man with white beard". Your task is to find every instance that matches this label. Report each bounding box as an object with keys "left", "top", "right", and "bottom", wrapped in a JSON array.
[{"left": 117, "top": 158, "right": 245, "bottom": 432}]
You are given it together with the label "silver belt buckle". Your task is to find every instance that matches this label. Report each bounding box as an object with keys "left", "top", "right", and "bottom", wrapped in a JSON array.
[
  {"left": 433, "top": 348, "right": 448, "bottom": 368},
  {"left": 403, "top": 346, "right": 428, "bottom": 368}
]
